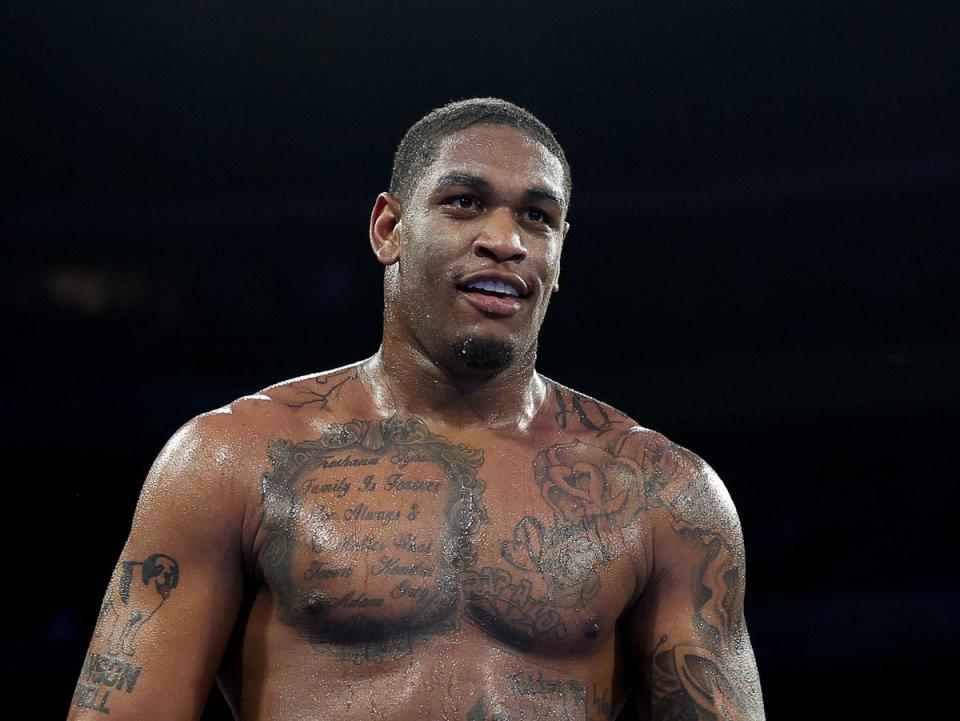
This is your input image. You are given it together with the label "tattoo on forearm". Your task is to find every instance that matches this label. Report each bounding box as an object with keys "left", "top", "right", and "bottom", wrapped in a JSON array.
[{"left": 74, "top": 552, "right": 179, "bottom": 713}]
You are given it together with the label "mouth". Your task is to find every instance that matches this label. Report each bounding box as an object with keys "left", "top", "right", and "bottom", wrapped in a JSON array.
[{"left": 455, "top": 272, "right": 529, "bottom": 317}]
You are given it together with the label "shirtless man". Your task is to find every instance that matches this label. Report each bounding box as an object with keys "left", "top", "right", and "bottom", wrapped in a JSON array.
[{"left": 68, "top": 98, "right": 765, "bottom": 721}]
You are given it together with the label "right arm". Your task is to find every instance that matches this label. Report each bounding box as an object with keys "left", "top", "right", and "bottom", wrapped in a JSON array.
[{"left": 67, "top": 412, "right": 254, "bottom": 721}]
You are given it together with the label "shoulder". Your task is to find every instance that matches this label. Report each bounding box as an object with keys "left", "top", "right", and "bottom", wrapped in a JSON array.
[
  {"left": 253, "top": 362, "right": 365, "bottom": 414},
  {"left": 145, "top": 363, "right": 364, "bottom": 498},
  {"left": 195, "top": 361, "right": 365, "bottom": 439},
  {"left": 541, "top": 375, "right": 740, "bottom": 540},
  {"left": 616, "top": 423, "right": 741, "bottom": 550},
  {"left": 609, "top": 425, "right": 746, "bottom": 579}
]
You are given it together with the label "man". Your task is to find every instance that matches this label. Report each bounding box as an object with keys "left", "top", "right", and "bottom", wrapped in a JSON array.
[{"left": 68, "top": 98, "right": 765, "bottom": 720}]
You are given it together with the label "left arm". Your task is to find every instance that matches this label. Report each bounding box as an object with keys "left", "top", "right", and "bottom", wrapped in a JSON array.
[{"left": 625, "top": 444, "right": 765, "bottom": 720}]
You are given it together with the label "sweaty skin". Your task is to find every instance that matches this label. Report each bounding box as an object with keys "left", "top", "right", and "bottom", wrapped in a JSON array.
[{"left": 68, "top": 122, "right": 764, "bottom": 721}]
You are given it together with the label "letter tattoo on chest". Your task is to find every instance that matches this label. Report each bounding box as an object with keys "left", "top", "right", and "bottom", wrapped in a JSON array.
[{"left": 259, "top": 417, "right": 487, "bottom": 663}]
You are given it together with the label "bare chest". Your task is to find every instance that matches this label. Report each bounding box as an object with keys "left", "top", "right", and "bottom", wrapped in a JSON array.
[{"left": 256, "top": 417, "right": 646, "bottom": 664}]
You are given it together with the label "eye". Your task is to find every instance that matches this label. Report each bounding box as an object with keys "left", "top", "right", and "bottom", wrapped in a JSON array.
[
  {"left": 445, "top": 195, "right": 481, "bottom": 211},
  {"left": 522, "top": 207, "right": 552, "bottom": 225}
]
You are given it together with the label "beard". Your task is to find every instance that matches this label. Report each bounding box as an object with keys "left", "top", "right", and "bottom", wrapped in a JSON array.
[{"left": 450, "top": 335, "right": 517, "bottom": 373}]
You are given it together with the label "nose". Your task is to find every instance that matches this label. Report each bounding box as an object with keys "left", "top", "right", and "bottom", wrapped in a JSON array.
[{"left": 473, "top": 208, "right": 527, "bottom": 263}]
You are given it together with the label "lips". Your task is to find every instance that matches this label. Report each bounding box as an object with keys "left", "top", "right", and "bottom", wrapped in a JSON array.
[
  {"left": 456, "top": 270, "right": 529, "bottom": 317},
  {"left": 459, "top": 289, "right": 522, "bottom": 316},
  {"left": 459, "top": 271, "right": 529, "bottom": 298}
]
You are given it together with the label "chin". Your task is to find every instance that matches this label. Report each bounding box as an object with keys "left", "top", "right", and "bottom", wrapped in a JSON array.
[{"left": 449, "top": 335, "right": 519, "bottom": 374}]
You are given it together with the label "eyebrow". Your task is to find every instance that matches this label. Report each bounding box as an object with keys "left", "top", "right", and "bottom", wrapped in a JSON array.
[
  {"left": 435, "top": 173, "right": 492, "bottom": 195},
  {"left": 433, "top": 172, "right": 566, "bottom": 211}
]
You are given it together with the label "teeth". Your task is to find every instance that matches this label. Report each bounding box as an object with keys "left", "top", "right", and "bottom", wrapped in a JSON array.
[{"left": 467, "top": 279, "right": 519, "bottom": 297}]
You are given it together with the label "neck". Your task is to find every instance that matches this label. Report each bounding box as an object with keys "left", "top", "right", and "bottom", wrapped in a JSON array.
[{"left": 365, "top": 330, "right": 547, "bottom": 431}]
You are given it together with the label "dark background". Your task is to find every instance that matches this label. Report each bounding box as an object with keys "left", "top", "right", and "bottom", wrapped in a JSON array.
[{"left": 4, "top": 2, "right": 958, "bottom": 719}]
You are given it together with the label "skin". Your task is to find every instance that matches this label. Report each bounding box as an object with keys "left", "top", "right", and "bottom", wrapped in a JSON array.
[{"left": 68, "top": 124, "right": 765, "bottom": 720}]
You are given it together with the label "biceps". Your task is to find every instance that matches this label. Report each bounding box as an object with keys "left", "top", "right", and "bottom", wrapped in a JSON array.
[
  {"left": 87, "top": 556, "right": 166, "bottom": 659},
  {"left": 629, "top": 573, "right": 764, "bottom": 721},
  {"left": 69, "top": 540, "right": 243, "bottom": 720},
  {"left": 640, "top": 633, "right": 763, "bottom": 721}
]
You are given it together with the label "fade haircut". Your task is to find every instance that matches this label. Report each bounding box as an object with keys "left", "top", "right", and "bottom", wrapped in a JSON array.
[{"left": 389, "top": 97, "right": 571, "bottom": 208}]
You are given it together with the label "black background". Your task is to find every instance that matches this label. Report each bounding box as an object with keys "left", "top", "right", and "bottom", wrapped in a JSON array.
[{"left": 4, "top": 2, "right": 958, "bottom": 719}]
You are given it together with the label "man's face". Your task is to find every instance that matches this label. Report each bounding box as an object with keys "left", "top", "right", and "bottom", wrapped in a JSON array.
[{"left": 386, "top": 123, "right": 569, "bottom": 375}]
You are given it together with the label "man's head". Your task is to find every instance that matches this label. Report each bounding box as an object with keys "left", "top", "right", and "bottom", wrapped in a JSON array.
[
  {"left": 370, "top": 98, "right": 571, "bottom": 378},
  {"left": 389, "top": 98, "right": 571, "bottom": 210}
]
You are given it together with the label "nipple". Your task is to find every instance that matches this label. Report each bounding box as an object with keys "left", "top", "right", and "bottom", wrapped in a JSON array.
[
  {"left": 582, "top": 614, "right": 602, "bottom": 639},
  {"left": 301, "top": 589, "right": 332, "bottom": 614}
]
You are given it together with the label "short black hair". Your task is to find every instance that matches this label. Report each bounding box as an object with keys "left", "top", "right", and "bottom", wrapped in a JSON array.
[{"left": 390, "top": 97, "right": 571, "bottom": 208}]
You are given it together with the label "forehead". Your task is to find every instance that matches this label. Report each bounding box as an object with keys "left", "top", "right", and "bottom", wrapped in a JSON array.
[{"left": 422, "top": 124, "right": 566, "bottom": 200}]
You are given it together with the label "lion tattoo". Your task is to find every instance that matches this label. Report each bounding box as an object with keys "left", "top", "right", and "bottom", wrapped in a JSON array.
[{"left": 94, "top": 553, "right": 179, "bottom": 656}]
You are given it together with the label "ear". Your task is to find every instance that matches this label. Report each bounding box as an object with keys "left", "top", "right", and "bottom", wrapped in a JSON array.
[
  {"left": 369, "top": 192, "right": 403, "bottom": 266},
  {"left": 553, "top": 220, "right": 570, "bottom": 293}
]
